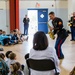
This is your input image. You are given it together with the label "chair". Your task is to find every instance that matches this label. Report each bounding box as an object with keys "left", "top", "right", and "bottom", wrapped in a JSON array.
[{"left": 26, "top": 58, "right": 59, "bottom": 75}]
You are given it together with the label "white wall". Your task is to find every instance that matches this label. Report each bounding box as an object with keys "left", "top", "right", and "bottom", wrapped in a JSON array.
[
  {"left": 0, "top": 1, "right": 7, "bottom": 32},
  {"left": 0, "top": 1, "right": 6, "bottom": 9},
  {"left": 0, "top": 0, "right": 10, "bottom": 34},
  {"left": 68, "top": 0, "right": 75, "bottom": 18},
  {"left": 20, "top": 0, "right": 67, "bottom": 9},
  {"left": 6, "top": 0, "right": 10, "bottom": 33},
  {"left": 68, "top": 0, "right": 74, "bottom": 31},
  {"left": 72, "top": 0, "right": 75, "bottom": 12},
  {"left": 68, "top": 0, "right": 73, "bottom": 19}
]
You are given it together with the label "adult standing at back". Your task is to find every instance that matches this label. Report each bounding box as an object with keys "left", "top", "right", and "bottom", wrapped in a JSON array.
[
  {"left": 23, "top": 15, "right": 30, "bottom": 39},
  {"left": 68, "top": 12, "right": 75, "bottom": 41}
]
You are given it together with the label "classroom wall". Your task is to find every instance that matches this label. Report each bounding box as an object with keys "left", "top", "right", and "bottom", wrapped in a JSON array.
[
  {"left": 6, "top": 0, "right": 10, "bottom": 33},
  {"left": 72, "top": 0, "right": 75, "bottom": 12},
  {"left": 0, "top": 0, "right": 10, "bottom": 34},
  {"left": 19, "top": 0, "right": 68, "bottom": 33}
]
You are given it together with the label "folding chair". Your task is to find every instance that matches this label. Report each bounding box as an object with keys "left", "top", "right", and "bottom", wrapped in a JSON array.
[{"left": 26, "top": 58, "right": 59, "bottom": 75}]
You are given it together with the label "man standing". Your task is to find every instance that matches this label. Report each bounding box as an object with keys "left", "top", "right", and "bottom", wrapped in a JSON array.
[
  {"left": 23, "top": 15, "right": 30, "bottom": 36},
  {"left": 49, "top": 12, "right": 68, "bottom": 59},
  {"left": 69, "top": 12, "right": 75, "bottom": 41}
]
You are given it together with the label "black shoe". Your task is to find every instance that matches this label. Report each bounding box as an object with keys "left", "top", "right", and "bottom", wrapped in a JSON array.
[
  {"left": 70, "top": 39, "right": 75, "bottom": 41},
  {"left": 0, "top": 48, "right": 4, "bottom": 51},
  {"left": 58, "top": 56, "right": 64, "bottom": 60}
]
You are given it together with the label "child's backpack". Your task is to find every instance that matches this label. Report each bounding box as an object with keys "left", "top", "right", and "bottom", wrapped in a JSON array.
[{"left": 0, "top": 58, "right": 9, "bottom": 75}]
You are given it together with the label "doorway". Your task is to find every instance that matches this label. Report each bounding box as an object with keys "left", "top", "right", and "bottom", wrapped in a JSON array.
[
  {"left": 28, "top": 9, "right": 48, "bottom": 35},
  {"left": 28, "top": 10, "right": 38, "bottom": 35}
]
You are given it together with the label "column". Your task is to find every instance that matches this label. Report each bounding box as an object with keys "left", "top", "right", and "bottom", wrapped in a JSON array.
[{"left": 9, "top": 0, "right": 19, "bottom": 31}]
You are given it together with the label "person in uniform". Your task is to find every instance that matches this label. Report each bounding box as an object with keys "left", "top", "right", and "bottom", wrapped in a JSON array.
[
  {"left": 49, "top": 12, "right": 68, "bottom": 59},
  {"left": 23, "top": 15, "right": 30, "bottom": 40},
  {"left": 69, "top": 12, "right": 75, "bottom": 41}
]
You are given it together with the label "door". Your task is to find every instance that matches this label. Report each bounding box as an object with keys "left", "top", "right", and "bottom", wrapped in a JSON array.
[
  {"left": 28, "top": 10, "right": 38, "bottom": 35},
  {"left": 38, "top": 9, "right": 48, "bottom": 33}
]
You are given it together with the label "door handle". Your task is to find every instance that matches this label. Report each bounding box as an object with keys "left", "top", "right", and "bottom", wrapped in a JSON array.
[{"left": 38, "top": 22, "right": 47, "bottom": 23}]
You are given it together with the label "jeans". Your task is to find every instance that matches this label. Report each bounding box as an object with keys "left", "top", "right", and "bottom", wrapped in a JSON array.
[
  {"left": 24, "top": 25, "right": 29, "bottom": 35},
  {"left": 70, "top": 27, "right": 75, "bottom": 40}
]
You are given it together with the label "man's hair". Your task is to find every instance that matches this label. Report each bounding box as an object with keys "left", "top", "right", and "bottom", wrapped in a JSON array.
[
  {"left": 9, "top": 53, "right": 16, "bottom": 60},
  {"left": 49, "top": 11, "right": 55, "bottom": 15}
]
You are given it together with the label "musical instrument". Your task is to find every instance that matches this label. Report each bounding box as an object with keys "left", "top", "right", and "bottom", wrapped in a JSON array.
[
  {"left": 68, "top": 22, "right": 72, "bottom": 26},
  {"left": 47, "top": 20, "right": 55, "bottom": 40}
]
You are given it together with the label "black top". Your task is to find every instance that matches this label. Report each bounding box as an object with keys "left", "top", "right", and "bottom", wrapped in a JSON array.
[
  {"left": 69, "top": 16, "right": 75, "bottom": 27},
  {"left": 52, "top": 17, "right": 68, "bottom": 39},
  {"left": 52, "top": 17, "right": 63, "bottom": 34},
  {"left": 23, "top": 18, "right": 30, "bottom": 25}
]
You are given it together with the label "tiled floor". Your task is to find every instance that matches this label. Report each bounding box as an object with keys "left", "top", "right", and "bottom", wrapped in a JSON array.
[{"left": 0, "top": 34, "right": 75, "bottom": 75}]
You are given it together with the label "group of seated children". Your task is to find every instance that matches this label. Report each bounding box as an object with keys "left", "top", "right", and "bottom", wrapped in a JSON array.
[
  {"left": 0, "top": 51, "right": 25, "bottom": 75},
  {"left": 0, "top": 29, "right": 25, "bottom": 46}
]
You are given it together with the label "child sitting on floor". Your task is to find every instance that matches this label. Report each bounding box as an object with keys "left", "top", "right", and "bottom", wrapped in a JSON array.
[{"left": 10, "top": 62, "right": 24, "bottom": 75}]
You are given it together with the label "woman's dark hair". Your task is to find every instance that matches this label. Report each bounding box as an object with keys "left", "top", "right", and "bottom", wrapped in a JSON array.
[
  {"left": 5, "top": 51, "right": 12, "bottom": 58},
  {"left": 33, "top": 31, "right": 48, "bottom": 50}
]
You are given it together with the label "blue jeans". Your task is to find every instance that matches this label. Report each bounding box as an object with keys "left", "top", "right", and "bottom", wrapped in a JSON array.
[
  {"left": 55, "top": 37, "right": 66, "bottom": 58},
  {"left": 70, "top": 27, "right": 75, "bottom": 40},
  {"left": 24, "top": 25, "right": 28, "bottom": 35}
]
